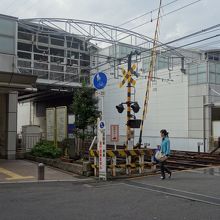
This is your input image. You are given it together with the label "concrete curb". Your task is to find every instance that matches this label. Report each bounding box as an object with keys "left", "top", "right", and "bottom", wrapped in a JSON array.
[{"left": 0, "top": 178, "right": 97, "bottom": 185}]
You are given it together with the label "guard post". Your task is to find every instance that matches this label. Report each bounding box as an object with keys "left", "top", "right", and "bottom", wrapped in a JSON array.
[{"left": 38, "top": 163, "right": 45, "bottom": 180}]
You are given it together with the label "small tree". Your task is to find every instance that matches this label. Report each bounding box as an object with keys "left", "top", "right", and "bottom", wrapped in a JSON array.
[{"left": 70, "top": 84, "right": 100, "bottom": 148}]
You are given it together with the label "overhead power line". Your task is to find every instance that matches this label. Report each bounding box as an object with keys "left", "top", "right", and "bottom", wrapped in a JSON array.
[
  {"left": 118, "top": 0, "right": 180, "bottom": 27},
  {"left": 88, "top": 24, "right": 220, "bottom": 73},
  {"left": 36, "top": 32, "right": 220, "bottom": 89},
  {"left": 93, "top": 31, "right": 220, "bottom": 75},
  {"left": 43, "top": 23, "right": 220, "bottom": 88},
  {"left": 42, "top": 15, "right": 220, "bottom": 87},
  {"left": 117, "top": 0, "right": 202, "bottom": 36}
]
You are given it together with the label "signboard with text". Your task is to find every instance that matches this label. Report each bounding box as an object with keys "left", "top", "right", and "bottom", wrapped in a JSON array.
[
  {"left": 97, "top": 119, "right": 106, "bottom": 180},
  {"left": 110, "top": 125, "right": 119, "bottom": 142},
  {"left": 56, "top": 106, "right": 67, "bottom": 142},
  {"left": 46, "top": 108, "right": 55, "bottom": 141},
  {"left": 68, "top": 114, "right": 75, "bottom": 138}
]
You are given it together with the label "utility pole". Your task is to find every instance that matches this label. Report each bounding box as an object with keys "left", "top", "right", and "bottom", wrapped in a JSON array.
[{"left": 138, "top": 0, "right": 162, "bottom": 147}]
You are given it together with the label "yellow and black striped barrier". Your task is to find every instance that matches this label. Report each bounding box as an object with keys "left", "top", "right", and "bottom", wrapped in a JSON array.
[
  {"left": 92, "top": 162, "right": 154, "bottom": 169},
  {"left": 90, "top": 149, "right": 154, "bottom": 177},
  {"left": 90, "top": 149, "right": 153, "bottom": 158}
]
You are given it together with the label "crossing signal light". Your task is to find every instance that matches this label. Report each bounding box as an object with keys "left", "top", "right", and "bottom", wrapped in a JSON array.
[
  {"left": 116, "top": 104, "right": 124, "bottom": 113},
  {"left": 131, "top": 102, "right": 140, "bottom": 113},
  {"left": 127, "top": 119, "right": 142, "bottom": 128}
]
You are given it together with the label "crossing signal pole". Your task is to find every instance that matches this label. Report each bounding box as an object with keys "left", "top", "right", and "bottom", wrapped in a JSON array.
[
  {"left": 117, "top": 52, "right": 140, "bottom": 148},
  {"left": 127, "top": 53, "right": 132, "bottom": 146}
]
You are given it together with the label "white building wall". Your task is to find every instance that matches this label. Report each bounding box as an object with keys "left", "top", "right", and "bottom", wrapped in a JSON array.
[
  {"left": 188, "top": 84, "right": 210, "bottom": 152},
  {"left": 0, "top": 93, "right": 7, "bottom": 157},
  {"left": 0, "top": 15, "right": 18, "bottom": 159},
  {"left": 210, "top": 84, "right": 220, "bottom": 104},
  {"left": 33, "top": 116, "right": 46, "bottom": 135},
  {"left": 101, "top": 65, "right": 201, "bottom": 151},
  {"left": 17, "top": 102, "right": 45, "bottom": 135},
  {"left": 7, "top": 92, "right": 18, "bottom": 159},
  {"left": 17, "top": 102, "right": 31, "bottom": 133}
]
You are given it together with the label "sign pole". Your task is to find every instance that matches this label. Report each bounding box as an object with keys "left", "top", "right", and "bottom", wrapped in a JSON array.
[
  {"left": 101, "top": 92, "right": 104, "bottom": 119},
  {"left": 97, "top": 119, "right": 107, "bottom": 180},
  {"left": 93, "top": 72, "right": 107, "bottom": 181}
]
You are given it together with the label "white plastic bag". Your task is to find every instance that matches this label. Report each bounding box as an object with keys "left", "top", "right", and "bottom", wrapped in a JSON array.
[{"left": 155, "top": 151, "right": 168, "bottom": 162}]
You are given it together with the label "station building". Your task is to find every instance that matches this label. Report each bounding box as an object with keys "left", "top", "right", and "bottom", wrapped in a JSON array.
[
  {"left": 0, "top": 14, "right": 94, "bottom": 159},
  {"left": 0, "top": 14, "right": 36, "bottom": 159}
]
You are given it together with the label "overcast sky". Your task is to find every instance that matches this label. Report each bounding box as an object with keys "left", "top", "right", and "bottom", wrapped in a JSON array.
[{"left": 0, "top": 0, "right": 219, "bottom": 46}]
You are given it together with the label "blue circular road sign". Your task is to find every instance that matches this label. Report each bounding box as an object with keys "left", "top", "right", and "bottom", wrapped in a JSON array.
[
  {"left": 93, "top": 72, "right": 107, "bottom": 90},
  {"left": 99, "top": 121, "right": 105, "bottom": 129}
]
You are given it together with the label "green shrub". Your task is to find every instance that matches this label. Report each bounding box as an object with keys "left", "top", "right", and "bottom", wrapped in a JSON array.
[{"left": 30, "top": 141, "right": 62, "bottom": 159}]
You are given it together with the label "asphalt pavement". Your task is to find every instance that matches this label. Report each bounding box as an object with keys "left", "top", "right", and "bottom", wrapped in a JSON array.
[{"left": 0, "top": 165, "right": 220, "bottom": 220}]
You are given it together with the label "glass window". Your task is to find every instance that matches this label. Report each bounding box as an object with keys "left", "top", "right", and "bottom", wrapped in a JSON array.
[
  {"left": 51, "top": 37, "right": 64, "bottom": 46},
  {"left": 198, "top": 63, "right": 206, "bottom": 73},
  {"left": 0, "top": 18, "right": 16, "bottom": 36},
  {"left": 216, "top": 74, "right": 220, "bottom": 84},
  {"left": 18, "top": 42, "right": 32, "bottom": 52},
  {"left": 216, "top": 63, "right": 220, "bottom": 74},
  {"left": 209, "top": 63, "right": 216, "bottom": 73},
  {"left": 208, "top": 55, "right": 213, "bottom": 60},
  {"left": 197, "top": 72, "right": 207, "bottom": 83},
  {"left": 208, "top": 62, "right": 220, "bottom": 84},
  {"left": 18, "top": 51, "right": 31, "bottom": 59},
  {"left": 0, "top": 36, "right": 15, "bottom": 54},
  {"left": 189, "top": 74, "right": 197, "bottom": 84},
  {"left": 189, "top": 65, "right": 197, "bottom": 74},
  {"left": 18, "top": 31, "right": 32, "bottom": 41},
  {"left": 210, "top": 73, "right": 216, "bottom": 83},
  {"left": 214, "top": 56, "right": 219, "bottom": 61},
  {"left": 143, "top": 58, "right": 150, "bottom": 72},
  {"left": 38, "top": 35, "right": 49, "bottom": 44},
  {"left": 157, "top": 56, "right": 168, "bottom": 70}
]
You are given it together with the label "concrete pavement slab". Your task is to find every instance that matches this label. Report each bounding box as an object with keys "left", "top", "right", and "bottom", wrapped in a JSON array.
[{"left": 0, "top": 159, "right": 91, "bottom": 182}]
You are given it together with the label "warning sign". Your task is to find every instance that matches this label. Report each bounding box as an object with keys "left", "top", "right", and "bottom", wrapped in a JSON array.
[
  {"left": 97, "top": 118, "right": 106, "bottom": 180},
  {"left": 110, "top": 125, "right": 119, "bottom": 142}
]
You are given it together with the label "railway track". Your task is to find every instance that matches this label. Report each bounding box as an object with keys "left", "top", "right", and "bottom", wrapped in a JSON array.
[{"left": 166, "top": 150, "right": 220, "bottom": 171}]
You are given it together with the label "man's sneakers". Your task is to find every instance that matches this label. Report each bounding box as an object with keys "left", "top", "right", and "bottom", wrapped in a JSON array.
[{"left": 160, "top": 176, "right": 165, "bottom": 180}]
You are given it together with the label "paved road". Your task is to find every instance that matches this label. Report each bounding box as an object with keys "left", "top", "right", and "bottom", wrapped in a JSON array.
[{"left": 0, "top": 167, "right": 220, "bottom": 220}]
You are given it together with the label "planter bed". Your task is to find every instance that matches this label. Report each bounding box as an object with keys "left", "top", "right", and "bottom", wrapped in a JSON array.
[{"left": 25, "top": 154, "right": 93, "bottom": 176}]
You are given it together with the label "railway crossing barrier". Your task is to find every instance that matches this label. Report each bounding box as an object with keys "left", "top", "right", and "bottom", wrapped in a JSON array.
[{"left": 89, "top": 148, "right": 155, "bottom": 177}]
